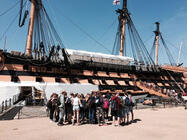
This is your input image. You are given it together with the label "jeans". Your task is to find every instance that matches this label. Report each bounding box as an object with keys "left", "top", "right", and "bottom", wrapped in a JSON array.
[
  {"left": 49, "top": 106, "right": 55, "bottom": 120},
  {"left": 58, "top": 107, "right": 65, "bottom": 124},
  {"left": 96, "top": 107, "right": 105, "bottom": 124},
  {"left": 89, "top": 108, "right": 95, "bottom": 124}
]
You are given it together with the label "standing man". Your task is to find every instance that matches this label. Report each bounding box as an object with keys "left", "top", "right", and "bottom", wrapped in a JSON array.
[
  {"left": 88, "top": 92, "right": 96, "bottom": 124},
  {"left": 128, "top": 93, "right": 134, "bottom": 123},
  {"left": 95, "top": 92, "right": 105, "bottom": 126},
  {"left": 111, "top": 93, "right": 120, "bottom": 126},
  {"left": 57, "top": 91, "right": 66, "bottom": 126}
]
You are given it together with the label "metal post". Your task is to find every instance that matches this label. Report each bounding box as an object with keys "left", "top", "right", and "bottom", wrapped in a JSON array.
[
  {"left": 2, "top": 101, "right": 4, "bottom": 113},
  {"left": 5, "top": 100, "right": 7, "bottom": 110},
  {"left": 18, "top": 109, "right": 21, "bottom": 119},
  {"left": 9, "top": 98, "right": 11, "bottom": 108},
  {"left": 163, "top": 100, "right": 166, "bottom": 108},
  {"left": 13, "top": 96, "right": 15, "bottom": 104}
]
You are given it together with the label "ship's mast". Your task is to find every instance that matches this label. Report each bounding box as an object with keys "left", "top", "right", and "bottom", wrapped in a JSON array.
[
  {"left": 154, "top": 22, "right": 160, "bottom": 65},
  {"left": 119, "top": 0, "right": 127, "bottom": 56},
  {"left": 25, "top": 0, "right": 36, "bottom": 56}
]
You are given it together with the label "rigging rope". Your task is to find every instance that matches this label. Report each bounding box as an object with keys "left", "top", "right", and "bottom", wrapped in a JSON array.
[
  {"left": 160, "top": 34, "right": 177, "bottom": 66},
  {"left": 19, "top": 0, "right": 29, "bottom": 27},
  {"left": 150, "top": 37, "right": 156, "bottom": 59},
  {"left": 98, "top": 18, "right": 117, "bottom": 41},
  {"left": 150, "top": 25, "right": 177, "bottom": 66},
  {"left": 27, "top": 0, "right": 68, "bottom": 65},
  {"left": 61, "top": 14, "right": 112, "bottom": 54},
  {"left": 112, "top": 9, "right": 155, "bottom": 65},
  {"left": 112, "top": 25, "right": 121, "bottom": 55},
  {"left": 46, "top": 1, "right": 111, "bottom": 54},
  {"left": 0, "top": 12, "right": 20, "bottom": 42},
  {"left": 0, "top": 0, "right": 20, "bottom": 17}
]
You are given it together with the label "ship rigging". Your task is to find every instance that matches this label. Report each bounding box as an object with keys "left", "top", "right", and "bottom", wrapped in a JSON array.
[{"left": 0, "top": 0, "right": 186, "bottom": 106}]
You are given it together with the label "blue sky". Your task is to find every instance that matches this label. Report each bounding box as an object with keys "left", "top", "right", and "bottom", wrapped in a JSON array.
[{"left": 0, "top": 0, "right": 187, "bottom": 66}]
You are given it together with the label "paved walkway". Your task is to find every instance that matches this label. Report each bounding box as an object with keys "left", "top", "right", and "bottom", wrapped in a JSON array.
[{"left": 0, "top": 107, "right": 187, "bottom": 140}]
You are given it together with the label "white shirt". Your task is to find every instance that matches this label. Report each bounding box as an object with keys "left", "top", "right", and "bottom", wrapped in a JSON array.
[{"left": 73, "top": 97, "right": 79, "bottom": 106}]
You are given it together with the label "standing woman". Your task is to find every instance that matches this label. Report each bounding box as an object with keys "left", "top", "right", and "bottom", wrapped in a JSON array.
[
  {"left": 72, "top": 93, "right": 81, "bottom": 125},
  {"left": 47, "top": 93, "right": 58, "bottom": 122},
  {"left": 85, "top": 93, "right": 90, "bottom": 122},
  {"left": 79, "top": 94, "right": 86, "bottom": 123}
]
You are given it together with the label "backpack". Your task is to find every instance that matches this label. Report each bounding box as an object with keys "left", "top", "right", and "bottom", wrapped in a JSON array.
[
  {"left": 46, "top": 100, "right": 52, "bottom": 109},
  {"left": 120, "top": 97, "right": 125, "bottom": 108},
  {"left": 88, "top": 97, "right": 95, "bottom": 108},
  {"left": 111, "top": 99, "right": 117, "bottom": 111},
  {"left": 66, "top": 97, "right": 72, "bottom": 105},
  {"left": 129, "top": 97, "right": 135, "bottom": 107},
  {"left": 104, "top": 99, "right": 109, "bottom": 109},
  {"left": 81, "top": 99, "right": 86, "bottom": 109},
  {"left": 125, "top": 97, "right": 130, "bottom": 106}
]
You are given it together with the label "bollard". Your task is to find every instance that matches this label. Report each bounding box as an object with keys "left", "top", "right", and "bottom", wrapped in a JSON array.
[
  {"left": 18, "top": 110, "right": 20, "bottom": 119},
  {"left": 163, "top": 100, "right": 166, "bottom": 108},
  {"left": 135, "top": 99, "right": 138, "bottom": 110}
]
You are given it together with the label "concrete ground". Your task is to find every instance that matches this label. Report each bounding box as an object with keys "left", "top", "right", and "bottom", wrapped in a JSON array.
[{"left": 0, "top": 107, "right": 187, "bottom": 140}]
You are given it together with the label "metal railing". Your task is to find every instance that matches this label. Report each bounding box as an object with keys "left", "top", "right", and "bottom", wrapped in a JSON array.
[
  {"left": 0, "top": 94, "right": 19, "bottom": 114},
  {"left": 134, "top": 97, "right": 185, "bottom": 110}
]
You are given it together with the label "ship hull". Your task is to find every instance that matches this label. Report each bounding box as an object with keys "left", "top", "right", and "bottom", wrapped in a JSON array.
[{"left": 0, "top": 50, "right": 186, "bottom": 102}]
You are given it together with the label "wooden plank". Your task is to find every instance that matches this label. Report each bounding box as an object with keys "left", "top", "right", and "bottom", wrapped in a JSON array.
[
  {"left": 42, "top": 77, "right": 55, "bottom": 83},
  {"left": 19, "top": 76, "right": 35, "bottom": 82},
  {"left": 79, "top": 79, "right": 89, "bottom": 84},
  {"left": 0, "top": 75, "right": 11, "bottom": 82}
]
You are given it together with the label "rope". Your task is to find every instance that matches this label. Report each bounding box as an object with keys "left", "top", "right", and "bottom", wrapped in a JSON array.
[
  {"left": 62, "top": 14, "right": 112, "bottom": 54},
  {"left": 98, "top": 18, "right": 117, "bottom": 41},
  {"left": 160, "top": 34, "right": 177, "bottom": 66},
  {"left": 19, "top": 0, "right": 29, "bottom": 27},
  {"left": 150, "top": 37, "right": 156, "bottom": 59},
  {"left": 46, "top": 1, "right": 111, "bottom": 54},
  {"left": 0, "top": 12, "right": 20, "bottom": 42},
  {"left": 112, "top": 25, "right": 121, "bottom": 55},
  {"left": 0, "top": 0, "right": 20, "bottom": 17},
  {"left": 112, "top": 8, "right": 155, "bottom": 66}
]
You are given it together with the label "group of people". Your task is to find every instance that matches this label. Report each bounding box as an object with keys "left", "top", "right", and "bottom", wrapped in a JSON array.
[
  {"left": 140, "top": 81, "right": 187, "bottom": 98},
  {"left": 46, "top": 91, "right": 135, "bottom": 127}
]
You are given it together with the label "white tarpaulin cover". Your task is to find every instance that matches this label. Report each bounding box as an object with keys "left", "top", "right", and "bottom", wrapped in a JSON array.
[
  {"left": 0, "top": 82, "right": 99, "bottom": 103},
  {"left": 66, "top": 49, "right": 134, "bottom": 62}
]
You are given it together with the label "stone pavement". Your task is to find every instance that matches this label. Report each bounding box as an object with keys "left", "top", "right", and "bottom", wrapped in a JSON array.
[{"left": 1, "top": 107, "right": 187, "bottom": 140}]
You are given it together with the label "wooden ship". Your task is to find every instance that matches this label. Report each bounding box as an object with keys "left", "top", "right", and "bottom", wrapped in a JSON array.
[{"left": 0, "top": 0, "right": 186, "bottom": 103}]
